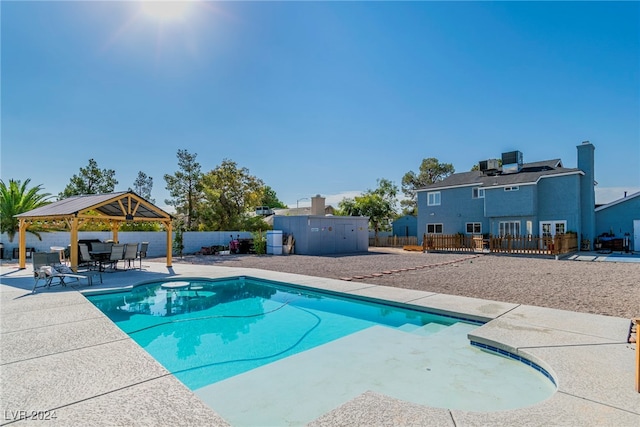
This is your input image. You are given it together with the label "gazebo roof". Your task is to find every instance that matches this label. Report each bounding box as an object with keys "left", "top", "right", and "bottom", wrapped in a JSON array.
[{"left": 15, "top": 191, "right": 172, "bottom": 221}]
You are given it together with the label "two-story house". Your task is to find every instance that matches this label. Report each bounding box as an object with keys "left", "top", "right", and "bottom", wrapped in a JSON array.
[{"left": 416, "top": 141, "right": 596, "bottom": 249}]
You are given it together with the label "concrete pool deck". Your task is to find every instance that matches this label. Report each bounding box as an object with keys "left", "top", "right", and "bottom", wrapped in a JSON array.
[{"left": 1, "top": 261, "right": 638, "bottom": 426}]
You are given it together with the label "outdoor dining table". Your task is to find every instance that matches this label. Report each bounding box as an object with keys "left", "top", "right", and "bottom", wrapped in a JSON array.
[
  {"left": 90, "top": 251, "right": 111, "bottom": 271},
  {"left": 89, "top": 250, "right": 111, "bottom": 258}
]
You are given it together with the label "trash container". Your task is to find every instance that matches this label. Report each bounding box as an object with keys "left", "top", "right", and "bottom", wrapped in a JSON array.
[{"left": 267, "top": 231, "right": 283, "bottom": 255}]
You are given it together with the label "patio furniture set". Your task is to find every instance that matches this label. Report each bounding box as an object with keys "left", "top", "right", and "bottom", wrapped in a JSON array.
[
  {"left": 31, "top": 242, "right": 149, "bottom": 293},
  {"left": 79, "top": 242, "right": 149, "bottom": 272}
]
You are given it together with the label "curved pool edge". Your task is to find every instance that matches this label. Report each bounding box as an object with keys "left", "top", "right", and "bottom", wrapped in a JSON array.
[
  {"left": 70, "top": 264, "right": 639, "bottom": 424},
  {"left": 0, "top": 262, "right": 640, "bottom": 427},
  {"left": 81, "top": 267, "right": 633, "bottom": 410}
]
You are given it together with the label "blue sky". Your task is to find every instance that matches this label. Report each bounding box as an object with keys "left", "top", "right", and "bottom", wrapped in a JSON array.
[{"left": 2, "top": 1, "right": 639, "bottom": 210}]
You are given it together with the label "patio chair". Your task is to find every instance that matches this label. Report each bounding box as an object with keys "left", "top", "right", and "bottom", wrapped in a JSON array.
[
  {"left": 122, "top": 243, "right": 138, "bottom": 270},
  {"left": 32, "top": 252, "right": 97, "bottom": 293},
  {"left": 100, "top": 244, "right": 125, "bottom": 272},
  {"left": 137, "top": 242, "right": 149, "bottom": 270},
  {"left": 79, "top": 243, "right": 98, "bottom": 270}
]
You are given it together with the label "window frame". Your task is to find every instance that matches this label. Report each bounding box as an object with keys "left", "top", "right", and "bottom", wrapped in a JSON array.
[
  {"left": 499, "top": 221, "right": 521, "bottom": 237},
  {"left": 504, "top": 186, "right": 519, "bottom": 192},
  {"left": 427, "top": 223, "right": 443, "bottom": 234},
  {"left": 427, "top": 191, "right": 441, "bottom": 206},
  {"left": 472, "top": 188, "right": 485, "bottom": 199},
  {"left": 465, "top": 222, "right": 482, "bottom": 234}
]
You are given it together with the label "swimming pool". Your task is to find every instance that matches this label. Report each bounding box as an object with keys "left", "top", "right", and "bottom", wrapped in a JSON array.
[{"left": 87, "top": 277, "right": 556, "bottom": 425}]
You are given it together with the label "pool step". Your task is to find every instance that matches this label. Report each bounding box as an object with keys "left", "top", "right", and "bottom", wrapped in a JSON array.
[{"left": 396, "top": 322, "right": 450, "bottom": 336}]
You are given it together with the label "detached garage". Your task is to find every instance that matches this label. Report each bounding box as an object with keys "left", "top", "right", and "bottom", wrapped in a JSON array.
[{"left": 595, "top": 191, "right": 640, "bottom": 252}]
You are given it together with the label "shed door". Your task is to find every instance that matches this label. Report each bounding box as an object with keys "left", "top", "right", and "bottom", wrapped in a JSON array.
[{"left": 336, "top": 224, "right": 356, "bottom": 253}]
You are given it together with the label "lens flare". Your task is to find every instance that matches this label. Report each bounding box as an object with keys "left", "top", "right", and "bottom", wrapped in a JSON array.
[{"left": 140, "top": 0, "right": 191, "bottom": 22}]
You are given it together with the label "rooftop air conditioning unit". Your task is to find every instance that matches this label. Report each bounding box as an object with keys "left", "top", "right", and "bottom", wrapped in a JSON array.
[
  {"left": 501, "top": 151, "right": 523, "bottom": 174},
  {"left": 502, "top": 151, "right": 523, "bottom": 165},
  {"left": 479, "top": 159, "right": 500, "bottom": 173}
]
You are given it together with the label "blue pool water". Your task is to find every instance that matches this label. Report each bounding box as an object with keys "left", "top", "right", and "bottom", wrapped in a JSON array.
[
  {"left": 87, "top": 277, "right": 557, "bottom": 423},
  {"left": 88, "top": 277, "right": 462, "bottom": 389}
]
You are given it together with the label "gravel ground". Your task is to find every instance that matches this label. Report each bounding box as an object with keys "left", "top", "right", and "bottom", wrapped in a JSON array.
[{"left": 158, "top": 248, "right": 639, "bottom": 319}]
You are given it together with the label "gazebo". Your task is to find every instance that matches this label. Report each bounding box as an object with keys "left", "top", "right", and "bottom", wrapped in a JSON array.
[{"left": 14, "top": 191, "right": 173, "bottom": 270}]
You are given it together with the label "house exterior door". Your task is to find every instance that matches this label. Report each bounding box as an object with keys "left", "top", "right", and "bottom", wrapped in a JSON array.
[
  {"left": 634, "top": 220, "right": 640, "bottom": 252},
  {"left": 539, "top": 221, "right": 566, "bottom": 237},
  {"left": 540, "top": 220, "right": 566, "bottom": 249}
]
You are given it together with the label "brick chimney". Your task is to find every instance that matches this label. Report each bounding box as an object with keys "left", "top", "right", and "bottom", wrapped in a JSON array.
[{"left": 311, "top": 194, "right": 325, "bottom": 216}]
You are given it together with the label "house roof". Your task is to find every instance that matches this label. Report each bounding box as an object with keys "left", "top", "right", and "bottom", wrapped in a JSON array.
[
  {"left": 15, "top": 191, "right": 172, "bottom": 221},
  {"left": 417, "top": 159, "right": 582, "bottom": 191},
  {"left": 272, "top": 206, "right": 335, "bottom": 216},
  {"left": 595, "top": 191, "right": 640, "bottom": 212}
]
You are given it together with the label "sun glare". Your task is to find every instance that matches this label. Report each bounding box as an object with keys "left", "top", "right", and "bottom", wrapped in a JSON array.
[{"left": 140, "top": 0, "right": 191, "bottom": 22}]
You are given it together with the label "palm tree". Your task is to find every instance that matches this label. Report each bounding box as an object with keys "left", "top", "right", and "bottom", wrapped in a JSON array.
[{"left": 0, "top": 179, "right": 52, "bottom": 242}]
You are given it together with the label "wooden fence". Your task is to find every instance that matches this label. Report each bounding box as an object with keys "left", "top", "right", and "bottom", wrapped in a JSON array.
[
  {"left": 423, "top": 233, "right": 578, "bottom": 255},
  {"left": 369, "top": 236, "right": 418, "bottom": 247},
  {"left": 488, "top": 234, "right": 578, "bottom": 255},
  {"left": 401, "top": 233, "right": 579, "bottom": 255}
]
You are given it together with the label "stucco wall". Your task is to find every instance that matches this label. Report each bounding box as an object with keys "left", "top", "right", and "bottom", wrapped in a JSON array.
[{"left": 0, "top": 231, "right": 252, "bottom": 259}]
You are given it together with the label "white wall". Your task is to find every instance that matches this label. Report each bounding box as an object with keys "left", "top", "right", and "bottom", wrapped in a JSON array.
[{"left": 0, "top": 231, "right": 255, "bottom": 259}]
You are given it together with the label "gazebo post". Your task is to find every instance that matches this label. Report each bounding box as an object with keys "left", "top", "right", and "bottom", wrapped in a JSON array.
[
  {"left": 111, "top": 222, "right": 119, "bottom": 244},
  {"left": 18, "top": 219, "right": 27, "bottom": 269},
  {"left": 166, "top": 221, "right": 172, "bottom": 268},
  {"left": 70, "top": 217, "right": 79, "bottom": 271}
]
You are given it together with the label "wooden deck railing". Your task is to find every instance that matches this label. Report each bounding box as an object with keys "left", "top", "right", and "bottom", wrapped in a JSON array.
[{"left": 417, "top": 233, "right": 578, "bottom": 255}]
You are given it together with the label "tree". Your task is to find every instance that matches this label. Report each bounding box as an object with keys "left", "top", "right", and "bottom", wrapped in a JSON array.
[
  {"left": 199, "top": 159, "right": 265, "bottom": 230},
  {"left": 164, "top": 149, "right": 203, "bottom": 231},
  {"left": 130, "top": 171, "right": 154, "bottom": 203},
  {"left": 240, "top": 215, "right": 271, "bottom": 232},
  {"left": 0, "top": 179, "right": 52, "bottom": 242},
  {"left": 59, "top": 159, "right": 118, "bottom": 199},
  {"left": 260, "top": 185, "right": 287, "bottom": 209},
  {"left": 337, "top": 178, "right": 398, "bottom": 243},
  {"left": 401, "top": 158, "right": 454, "bottom": 215}
]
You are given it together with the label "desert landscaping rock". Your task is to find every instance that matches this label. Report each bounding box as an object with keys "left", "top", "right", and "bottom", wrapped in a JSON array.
[{"left": 157, "top": 247, "right": 639, "bottom": 319}]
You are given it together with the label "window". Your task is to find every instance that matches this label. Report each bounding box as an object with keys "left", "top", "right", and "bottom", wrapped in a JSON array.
[
  {"left": 499, "top": 221, "right": 520, "bottom": 236},
  {"left": 466, "top": 223, "right": 482, "bottom": 234},
  {"left": 504, "top": 186, "right": 519, "bottom": 192},
  {"left": 427, "top": 223, "right": 443, "bottom": 234},
  {"left": 540, "top": 220, "right": 567, "bottom": 237},
  {"left": 472, "top": 188, "right": 485, "bottom": 199},
  {"left": 427, "top": 191, "right": 441, "bottom": 206}
]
